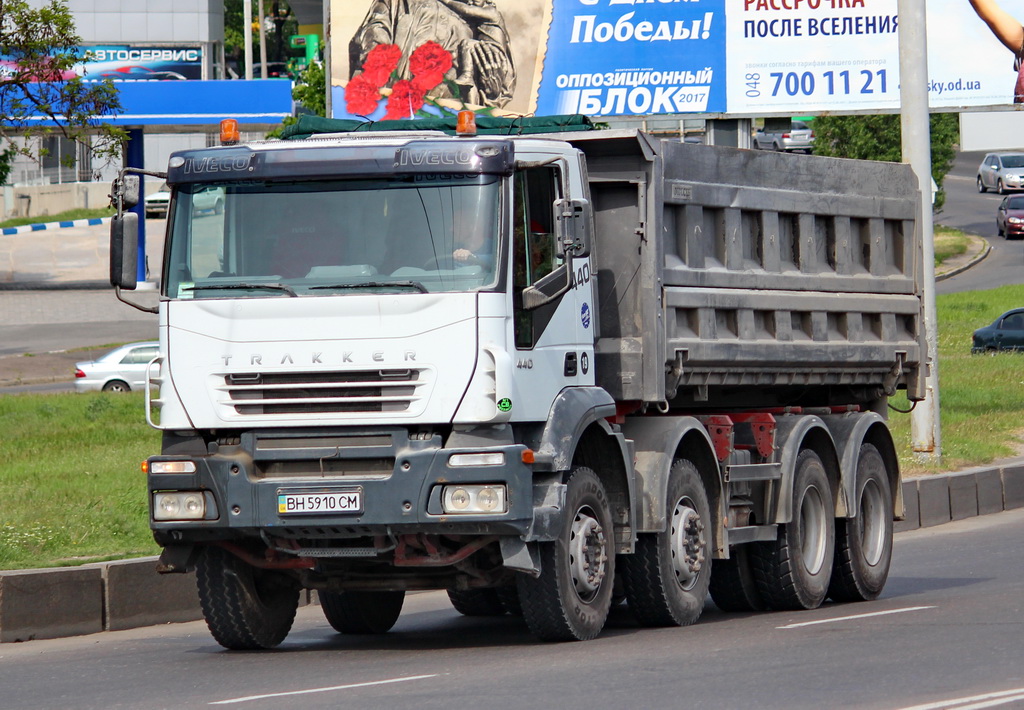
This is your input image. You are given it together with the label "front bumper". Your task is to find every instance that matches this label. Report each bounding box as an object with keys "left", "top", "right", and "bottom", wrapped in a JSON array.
[{"left": 148, "top": 428, "right": 538, "bottom": 542}]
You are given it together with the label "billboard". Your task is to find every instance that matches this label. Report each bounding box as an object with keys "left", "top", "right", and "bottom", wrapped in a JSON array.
[
  {"left": 76, "top": 45, "right": 204, "bottom": 82},
  {"left": 329, "top": 0, "right": 1024, "bottom": 120}
]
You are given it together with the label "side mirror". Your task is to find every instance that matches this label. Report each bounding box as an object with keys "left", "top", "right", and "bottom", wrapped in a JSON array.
[
  {"left": 554, "top": 198, "right": 590, "bottom": 258},
  {"left": 114, "top": 174, "right": 141, "bottom": 210},
  {"left": 110, "top": 213, "right": 139, "bottom": 290}
]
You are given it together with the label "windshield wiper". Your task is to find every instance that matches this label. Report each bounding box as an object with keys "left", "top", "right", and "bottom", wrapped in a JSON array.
[
  {"left": 309, "top": 280, "right": 428, "bottom": 293},
  {"left": 184, "top": 282, "right": 298, "bottom": 297}
]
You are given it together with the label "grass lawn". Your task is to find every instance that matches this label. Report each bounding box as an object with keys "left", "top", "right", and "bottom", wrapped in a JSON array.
[
  {"left": 1, "top": 258, "right": 1022, "bottom": 569},
  {"left": 0, "top": 206, "right": 115, "bottom": 229}
]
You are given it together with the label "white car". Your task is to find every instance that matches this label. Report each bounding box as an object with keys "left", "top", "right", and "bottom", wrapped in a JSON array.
[
  {"left": 977, "top": 152, "right": 1024, "bottom": 194},
  {"left": 144, "top": 183, "right": 225, "bottom": 218},
  {"left": 74, "top": 341, "right": 159, "bottom": 392}
]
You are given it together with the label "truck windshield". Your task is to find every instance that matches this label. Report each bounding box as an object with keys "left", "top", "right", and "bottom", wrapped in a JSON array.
[{"left": 163, "top": 175, "right": 501, "bottom": 298}]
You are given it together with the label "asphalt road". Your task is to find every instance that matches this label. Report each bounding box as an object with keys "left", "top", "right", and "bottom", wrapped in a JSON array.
[
  {"left": 1, "top": 509, "right": 1021, "bottom": 710},
  {"left": 937, "top": 150, "right": 1024, "bottom": 294}
]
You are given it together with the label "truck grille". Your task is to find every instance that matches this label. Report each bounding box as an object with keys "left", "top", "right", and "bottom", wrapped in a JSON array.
[{"left": 219, "top": 369, "right": 424, "bottom": 415}]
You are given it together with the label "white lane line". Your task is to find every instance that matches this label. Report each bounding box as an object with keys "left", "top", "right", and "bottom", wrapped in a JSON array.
[
  {"left": 895, "top": 688, "right": 1024, "bottom": 710},
  {"left": 776, "top": 605, "right": 936, "bottom": 629},
  {"left": 209, "top": 674, "right": 440, "bottom": 705}
]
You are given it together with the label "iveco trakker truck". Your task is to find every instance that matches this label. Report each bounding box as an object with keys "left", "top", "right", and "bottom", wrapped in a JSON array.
[{"left": 110, "top": 114, "right": 924, "bottom": 649}]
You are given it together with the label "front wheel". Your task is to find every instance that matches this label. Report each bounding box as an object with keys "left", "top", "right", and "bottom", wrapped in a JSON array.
[
  {"left": 620, "top": 460, "right": 712, "bottom": 627},
  {"left": 998, "top": 179, "right": 1006, "bottom": 194},
  {"left": 828, "top": 444, "right": 893, "bottom": 602},
  {"left": 517, "top": 466, "right": 615, "bottom": 641},
  {"left": 195, "top": 545, "right": 300, "bottom": 650},
  {"left": 752, "top": 449, "right": 835, "bottom": 610},
  {"left": 978, "top": 176, "right": 987, "bottom": 193},
  {"left": 320, "top": 590, "right": 405, "bottom": 634}
]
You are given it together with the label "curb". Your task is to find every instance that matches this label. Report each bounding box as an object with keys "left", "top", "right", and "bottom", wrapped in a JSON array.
[
  {"left": 0, "top": 216, "right": 111, "bottom": 237},
  {"left": 1, "top": 463, "right": 1022, "bottom": 643},
  {"left": 935, "top": 235, "right": 991, "bottom": 281}
]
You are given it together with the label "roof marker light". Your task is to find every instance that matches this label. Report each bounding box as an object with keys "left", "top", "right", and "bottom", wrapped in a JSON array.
[
  {"left": 220, "top": 119, "right": 240, "bottom": 146},
  {"left": 456, "top": 110, "right": 477, "bottom": 137}
]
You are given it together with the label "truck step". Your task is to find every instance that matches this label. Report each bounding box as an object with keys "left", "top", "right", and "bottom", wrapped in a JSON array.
[
  {"left": 727, "top": 525, "right": 778, "bottom": 545},
  {"left": 724, "top": 463, "right": 782, "bottom": 482}
]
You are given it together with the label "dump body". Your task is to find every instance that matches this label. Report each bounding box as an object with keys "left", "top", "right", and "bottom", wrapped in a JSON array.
[{"left": 568, "top": 130, "right": 924, "bottom": 410}]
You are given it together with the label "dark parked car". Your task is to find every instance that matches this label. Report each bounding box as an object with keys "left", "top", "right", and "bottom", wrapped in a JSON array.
[
  {"left": 996, "top": 195, "right": 1024, "bottom": 238},
  {"left": 977, "top": 152, "right": 1024, "bottom": 194},
  {"left": 972, "top": 309, "right": 1024, "bottom": 353}
]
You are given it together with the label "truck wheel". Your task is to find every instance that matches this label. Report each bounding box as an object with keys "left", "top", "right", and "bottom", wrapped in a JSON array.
[
  {"left": 517, "top": 466, "right": 614, "bottom": 641},
  {"left": 496, "top": 584, "right": 523, "bottom": 616},
  {"left": 447, "top": 588, "right": 506, "bottom": 616},
  {"left": 752, "top": 449, "right": 835, "bottom": 610},
  {"left": 828, "top": 444, "right": 893, "bottom": 602},
  {"left": 709, "top": 544, "right": 767, "bottom": 612},
  {"left": 620, "top": 460, "right": 712, "bottom": 627},
  {"left": 320, "top": 590, "right": 405, "bottom": 634},
  {"left": 195, "top": 545, "right": 300, "bottom": 650}
]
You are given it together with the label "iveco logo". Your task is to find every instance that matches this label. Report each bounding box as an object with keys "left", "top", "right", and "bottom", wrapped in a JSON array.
[
  {"left": 395, "top": 147, "right": 477, "bottom": 167},
  {"left": 220, "top": 351, "right": 418, "bottom": 366},
  {"left": 182, "top": 154, "right": 255, "bottom": 174}
]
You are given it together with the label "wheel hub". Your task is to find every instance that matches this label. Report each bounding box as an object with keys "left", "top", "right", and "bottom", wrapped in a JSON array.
[
  {"left": 670, "top": 498, "right": 706, "bottom": 590},
  {"left": 569, "top": 507, "right": 607, "bottom": 601}
]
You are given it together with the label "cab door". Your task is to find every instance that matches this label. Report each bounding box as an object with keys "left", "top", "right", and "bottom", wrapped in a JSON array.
[{"left": 506, "top": 158, "right": 596, "bottom": 422}]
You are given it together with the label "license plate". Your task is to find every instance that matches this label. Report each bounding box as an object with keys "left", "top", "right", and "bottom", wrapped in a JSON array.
[{"left": 278, "top": 490, "right": 362, "bottom": 515}]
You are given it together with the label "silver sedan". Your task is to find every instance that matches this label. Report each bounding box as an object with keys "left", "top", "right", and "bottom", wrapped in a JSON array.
[
  {"left": 74, "top": 341, "right": 159, "bottom": 392},
  {"left": 977, "top": 152, "right": 1024, "bottom": 194}
]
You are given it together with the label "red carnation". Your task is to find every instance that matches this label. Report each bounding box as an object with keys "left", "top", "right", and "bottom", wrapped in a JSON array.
[
  {"left": 361, "top": 43, "right": 402, "bottom": 88},
  {"left": 382, "top": 80, "right": 425, "bottom": 120},
  {"left": 345, "top": 74, "right": 382, "bottom": 116},
  {"left": 408, "top": 41, "right": 452, "bottom": 90}
]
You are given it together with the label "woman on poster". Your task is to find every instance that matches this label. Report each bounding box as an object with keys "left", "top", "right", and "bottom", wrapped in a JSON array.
[
  {"left": 350, "top": 0, "right": 516, "bottom": 108},
  {"left": 968, "top": 0, "right": 1024, "bottom": 102}
]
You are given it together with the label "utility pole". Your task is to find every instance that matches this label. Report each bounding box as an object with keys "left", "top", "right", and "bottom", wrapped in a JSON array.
[
  {"left": 243, "top": 0, "right": 253, "bottom": 80},
  {"left": 899, "top": 0, "right": 941, "bottom": 461},
  {"left": 258, "top": 0, "right": 268, "bottom": 79}
]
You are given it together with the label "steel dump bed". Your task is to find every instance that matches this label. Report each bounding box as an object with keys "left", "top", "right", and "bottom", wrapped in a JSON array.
[{"left": 565, "top": 130, "right": 924, "bottom": 409}]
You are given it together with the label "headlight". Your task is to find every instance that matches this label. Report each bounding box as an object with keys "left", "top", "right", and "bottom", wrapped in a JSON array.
[
  {"left": 149, "top": 460, "right": 197, "bottom": 474},
  {"left": 153, "top": 491, "right": 217, "bottom": 521},
  {"left": 441, "top": 485, "right": 507, "bottom": 514},
  {"left": 448, "top": 452, "right": 505, "bottom": 467},
  {"left": 1009, "top": 217, "right": 1024, "bottom": 224}
]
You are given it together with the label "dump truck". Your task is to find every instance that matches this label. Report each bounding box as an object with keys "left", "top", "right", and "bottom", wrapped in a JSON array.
[{"left": 109, "top": 113, "right": 924, "bottom": 649}]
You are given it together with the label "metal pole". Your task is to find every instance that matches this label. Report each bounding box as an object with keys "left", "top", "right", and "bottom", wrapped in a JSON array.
[
  {"left": 258, "top": 0, "right": 268, "bottom": 79},
  {"left": 243, "top": 0, "right": 253, "bottom": 80},
  {"left": 899, "top": 0, "right": 941, "bottom": 461}
]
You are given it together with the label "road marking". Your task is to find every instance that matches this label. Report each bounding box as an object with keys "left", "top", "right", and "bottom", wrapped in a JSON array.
[
  {"left": 776, "top": 605, "right": 935, "bottom": 629},
  {"left": 895, "top": 687, "right": 1024, "bottom": 710},
  {"left": 209, "top": 674, "right": 440, "bottom": 705}
]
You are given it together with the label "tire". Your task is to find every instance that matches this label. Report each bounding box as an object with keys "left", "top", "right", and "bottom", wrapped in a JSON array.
[
  {"left": 710, "top": 544, "right": 767, "bottom": 612},
  {"left": 517, "top": 466, "right": 615, "bottom": 641},
  {"left": 195, "top": 545, "right": 300, "bottom": 650},
  {"left": 620, "top": 460, "right": 712, "bottom": 627},
  {"left": 752, "top": 449, "right": 835, "bottom": 610},
  {"left": 828, "top": 444, "right": 893, "bottom": 602},
  {"left": 320, "top": 590, "right": 405, "bottom": 634},
  {"left": 447, "top": 588, "right": 506, "bottom": 616},
  {"left": 496, "top": 584, "right": 523, "bottom": 616},
  {"left": 102, "top": 380, "right": 130, "bottom": 393},
  {"left": 998, "top": 179, "right": 1006, "bottom": 194},
  {"left": 978, "top": 176, "right": 987, "bottom": 193}
]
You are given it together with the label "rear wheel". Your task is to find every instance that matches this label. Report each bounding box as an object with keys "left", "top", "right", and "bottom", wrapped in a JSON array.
[
  {"left": 320, "top": 590, "right": 405, "bottom": 634},
  {"left": 828, "top": 444, "right": 893, "bottom": 602},
  {"left": 620, "top": 460, "right": 712, "bottom": 627},
  {"left": 710, "top": 544, "right": 767, "bottom": 612},
  {"left": 752, "top": 449, "right": 835, "bottom": 610},
  {"left": 102, "top": 380, "right": 130, "bottom": 392},
  {"left": 195, "top": 545, "right": 300, "bottom": 650},
  {"left": 447, "top": 588, "right": 506, "bottom": 617},
  {"left": 517, "top": 466, "right": 614, "bottom": 641}
]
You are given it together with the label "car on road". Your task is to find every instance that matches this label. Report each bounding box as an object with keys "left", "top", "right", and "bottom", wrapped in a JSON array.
[
  {"left": 753, "top": 121, "right": 814, "bottom": 153},
  {"left": 144, "top": 183, "right": 224, "bottom": 219},
  {"left": 996, "top": 194, "right": 1024, "bottom": 238},
  {"left": 972, "top": 309, "right": 1024, "bottom": 353},
  {"left": 976, "top": 152, "right": 1024, "bottom": 194},
  {"left": 74, "top": 341, "right": 159, "bottom": 392}
]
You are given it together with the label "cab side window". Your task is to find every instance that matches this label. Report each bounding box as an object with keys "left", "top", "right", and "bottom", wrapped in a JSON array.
[{"left": 512, "top": 166, "right": 562, "bottom": 348}]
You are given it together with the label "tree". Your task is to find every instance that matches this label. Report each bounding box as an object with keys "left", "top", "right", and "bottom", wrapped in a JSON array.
[
  {"left": 811, "top": 114, "right": 960, "bottom": 211},
  {"left": 0, "top": 0, "right": 124, "bottom": 180}
]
